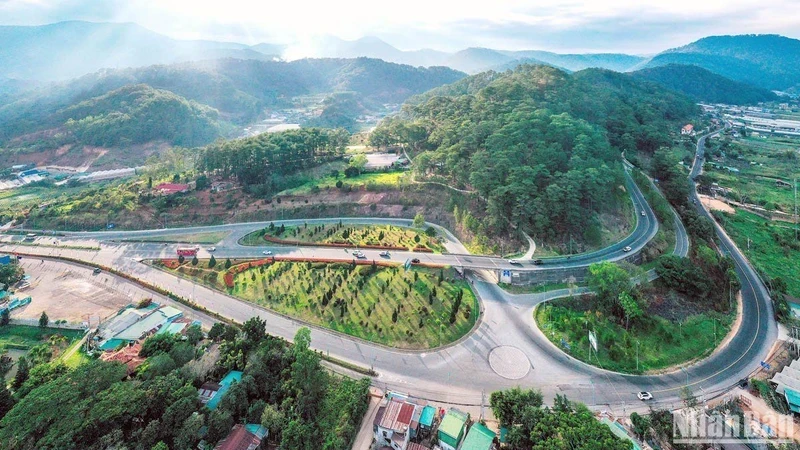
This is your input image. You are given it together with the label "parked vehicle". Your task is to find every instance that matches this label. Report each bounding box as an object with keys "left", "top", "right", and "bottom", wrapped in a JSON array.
[
  {"left": 177, "top": 247, "right": 198, "bottom": 257},
  {"left": 93, "top": 268, "right": 101, "bottom": 274}
]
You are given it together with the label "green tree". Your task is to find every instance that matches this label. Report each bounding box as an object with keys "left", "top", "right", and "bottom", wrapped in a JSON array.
[
  {"left": 151, "top": 442, "right": 169, "bottom": 450},
  {"left": 412, "top": 213, "right": 425, "bottom": 228},
  {"left": 208, "top": 255, "right": 217, "bottom": 268},
  {"left": 242, "top": 316, "right": 267, "bottom": 346},
  {"left": 174, "top": 413, "right": 204, "bottom": 450},
  {"left": 587, "top": 262, "right": 632, "bottom": 314},
  {"left": 184, "top": 324, "right": 203, "bottom": 345},
  {"left": 38, "top": 311, "right": 49, "bottom": 328},
  {"left": 191, "top": 255, "right": 198, "bottom": 266},
  {"left": 224, "top": 258, "right": 232, "bottom": 269},
  {"left": 11, "top": 355, "right": 29, "bottom": 390},
  {"left": 619, "top": 292, "right": 643, "bottom": 330},
  {"left": 0, "top": 310, "right": 9, "bottom": 327},
  {"left": 206, "top": 409, "right": 234, "bottom": 445},
  {"left": 208, "top": 322, "right": 225, "bottom": 341},
  {"left": 261, "top": 403, "right": 286, "bottom": 442},
  {"left": 490, "top": 387, "right": 543, "bottom": 426},
  {"left": 290, "top": 328, "right": 327, "bottom": 420}
]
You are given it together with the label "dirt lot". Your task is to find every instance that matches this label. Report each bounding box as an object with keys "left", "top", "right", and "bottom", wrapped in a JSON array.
[
  {"left": 700, "top": 194, "right": 736, "bottom": 213},
  {"left": 9, "top": 259, "right": 216, "bottom": 328}
]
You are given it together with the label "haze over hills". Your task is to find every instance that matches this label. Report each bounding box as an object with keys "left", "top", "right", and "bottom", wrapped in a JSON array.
[
  {"left": 643, "top": 34, "right": 800, "bottom": 91},
  {"left": 0, "top": 57, "right": 465, "bottom": 168},
  {"left": 631, "top": 64, "right": 779, "bottom": 105},
  {"left": 0, "top": 21, "right": 282, "bottom": 82}
]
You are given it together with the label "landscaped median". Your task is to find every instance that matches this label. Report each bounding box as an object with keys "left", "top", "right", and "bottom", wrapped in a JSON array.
[
  {"left": 533, "top": 260, "right": 736, "bottom": 374},
  {"left": 239, "top": 222, "right": 443, "bottom": 253},
  {"left": 153, "top": 257, "right": 477, "bottom": 349}
]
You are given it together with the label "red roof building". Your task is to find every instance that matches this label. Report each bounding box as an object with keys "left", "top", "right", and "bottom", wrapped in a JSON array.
[
  {"left": 214, "top": 424, "right": 268, "bottom": 450},
  {"left": 681, "top": 124, "right": 694, "bottom": 135},
  {"left": 99, "top": 342, "right": 145, "bottom": 375},
  {"left": 154, "top": 183, "right": 189, "bottom": 195}
]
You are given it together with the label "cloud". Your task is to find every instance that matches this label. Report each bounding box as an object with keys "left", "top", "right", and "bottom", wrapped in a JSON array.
[{"left": 1, "top": 0, "right": 799, "bottom": 53}]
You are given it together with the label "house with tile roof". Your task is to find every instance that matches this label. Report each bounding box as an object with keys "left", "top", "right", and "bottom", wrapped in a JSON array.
[
  {"left": 214, "top": 423, "right": 267, "bottom": 450},
  {"left": 373, "top": 397, "right": 420, "bottom": 450}
]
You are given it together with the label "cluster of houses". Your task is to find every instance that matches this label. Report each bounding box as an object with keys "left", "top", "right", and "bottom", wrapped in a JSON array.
[
  {"left": 0, "top": 254, "right": 32, "bottom": 315},
  {"left": 0, "top": 165, "right": 49, "bottom": 190},
  {"left": 374, "top": 392, "right": 496, "bottom": 450}
]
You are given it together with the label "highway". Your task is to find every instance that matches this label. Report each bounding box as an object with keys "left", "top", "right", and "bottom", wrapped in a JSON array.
[{"left": 0, "top": 140, "right": 776, "bottom": 417}]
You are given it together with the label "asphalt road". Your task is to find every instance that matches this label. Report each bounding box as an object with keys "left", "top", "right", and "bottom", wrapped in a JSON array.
[{"left": 0, "top": 141, "right": 775, "bottom": 418}]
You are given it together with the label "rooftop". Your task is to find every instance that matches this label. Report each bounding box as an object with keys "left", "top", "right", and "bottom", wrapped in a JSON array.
[
  {"left": 214, "top": 423, "right": 267, "bottom": 450},
  {"left": 439, "top": 408, "right": 467, "bottom": 439},
  {"left": 460, "top": 422, "right": 495, "bottom": 450},
  {"left": 377, "top": 399, "right": 416, "bottom": 433},
  {"left": 419, "top": 405, "right": 436, "bottom": 427},
  {"left": 206, "top": 370, "right": 243, "bottom": 410}
]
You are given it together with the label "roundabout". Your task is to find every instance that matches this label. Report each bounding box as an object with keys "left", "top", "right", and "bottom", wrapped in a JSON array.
[{"left": 0, "top": 130, "right": 776, "bottom": 416}]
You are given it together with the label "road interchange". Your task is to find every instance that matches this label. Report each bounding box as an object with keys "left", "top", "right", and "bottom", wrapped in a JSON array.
[{"left": 0, "top": 139, "right": 776, "bottom": 415}]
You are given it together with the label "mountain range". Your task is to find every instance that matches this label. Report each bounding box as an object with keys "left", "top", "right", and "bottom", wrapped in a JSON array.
[{"left": 2, "top": 21, "right": 800, "bottom": 95}]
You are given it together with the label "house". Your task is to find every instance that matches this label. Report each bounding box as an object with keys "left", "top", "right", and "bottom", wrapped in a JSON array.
[
  {"left": 214, "top": 423, "right": 268, "bottom": 450},
  {"left": 438, "top": 409, "right": 468, "bottom": 450},
  {"left": 681, "top": 124, "right": 694, "bottom": 135},
  {"left": 99, "top": 342, "right": 146, "bottom": 375},
  {"left": 96, "top": 304, "right": 184, "bottom": 350},
  {"left": 459, "top": 422, "right": 495, "bottom": 450},
  {"left": 373, "top": 397, "right": 420, "bottom": 450},
  {"left": 154, "top": 182, "right": 189, "bottom": 195},
  {"left": 406, "top": 443, "right": 430, "bottom": 450},
  {"left": 771, "top": 359, "right": 800, "bottom": 413},
  {"left": 202, "top": 370, "right": 243, "bottom": 410},
  {"left": 418, "top": 405, "right": 436, "bottom": 435}
]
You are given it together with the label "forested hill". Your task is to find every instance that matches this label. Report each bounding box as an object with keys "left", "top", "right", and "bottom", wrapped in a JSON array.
[
  {"left": 61, "top": 84, "right": 222, "bottom": 147},
  {"left": 632, "top": 64, "right": 779, "bottom": 105},
  {"left": 644, "top": 34, "right": 800, "bottom": 91},
  {"left": 371, "top": 65, "right": 698, "bottom": 244}
]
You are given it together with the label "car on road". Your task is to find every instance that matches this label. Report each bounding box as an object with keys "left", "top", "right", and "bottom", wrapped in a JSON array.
[
  {"left": 508, "top": 259, "right": 521, "bottom": 265},
  {"left": 532, "top": 259, "right": 543, "bottom": 265},
  {"left": 93, "top": 268, "right": 102, "bottom": 274},
  {"left": 379, "top": 251, "right": 390, "bottom": 257},
  {"left": 353, "top": 251, "right": 367, "bottom": 259},
  {"left": 207, "top": 246, "right": 216, "bottom": 252},
  {"left": 641, "top": 210, "right": 646, "bottom": 216},
  {"left": 622, "top": 246, "right": 632, "bottom": 252},
  {"left": 262, "top": 250, "right": 272, "bottom": 256},
  {"left": 637, "top": 391, "right": 653, "bottom": 401},
  {"left": 411, "top": 258, "right": 420, "bottom": 264}
]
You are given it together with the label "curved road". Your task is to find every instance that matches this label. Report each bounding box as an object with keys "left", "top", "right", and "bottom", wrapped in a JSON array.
[{"left": 0, "top": 143, "right": 775, "bottom": 416}]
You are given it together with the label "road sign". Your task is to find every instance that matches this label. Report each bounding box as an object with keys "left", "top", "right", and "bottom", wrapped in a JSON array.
[{"left": 588, "top": 331, "right": 598, "bottom": 352}]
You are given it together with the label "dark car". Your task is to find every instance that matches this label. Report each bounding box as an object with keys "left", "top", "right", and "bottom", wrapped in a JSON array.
[
  {"left": 411, "top": 258, "right": 420, "bottom": 264},
  {"left": 93, "top": 268, "right": 101, "bottom": 274},
  {"left": 532, "top": 259, "right": 543, "bottom": 265}
]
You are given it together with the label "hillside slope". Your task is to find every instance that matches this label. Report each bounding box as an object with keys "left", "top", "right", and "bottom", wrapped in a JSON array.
[
  {"left": 372, "top": 65, "right": 698, "bottom": 245},
  {"left": 644, "top": 34, "right": 800, "bottom": 90},
  {"left": 632, "top": 64, "right": 778, "bottom": 104}
]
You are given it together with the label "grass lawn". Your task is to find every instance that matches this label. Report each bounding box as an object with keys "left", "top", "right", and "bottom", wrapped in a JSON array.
[
  {"left": 156, "top": 259, "right": 477, "bottom": 349},
  {"left": 240, "top": 222, "right": 445, "bottom": 252},
  {"left": 535, "top": 296, "right": 733, "bottom": 374},
  {"left": 59, "top": 336, "right": 89, "bottom": 368},
  {"left": 0, "top": 325, "right": 84, "bottom": 350},
  {"left": 123, "top": 231, "right": 231, "bottom": 245},
  {"left": 279, "top": 170, "right": 409, "bottom": 196},
  {"left": 498, "top": 282, "right": 575, "bottom": 295},
  {"left": 715, "top": 209, "right": 800, "bottom": 297}
]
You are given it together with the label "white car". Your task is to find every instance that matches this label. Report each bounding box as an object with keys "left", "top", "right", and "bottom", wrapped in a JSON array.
[
  {"left": 379, "top": 251, "right": 390, "bottom": 257},
  {"left": 262, "top": 250, "right": 272, "bottom": 256},
  {"left": 641, "top": 210, "right": 646, "bottom": 216},
  {"left": 637, "top": 391, "right": 653, "bottom": 401},
  {"left": 622, "top": 246, "right": 632, "bottom": 252},
  {"left": 207, "top": 246, "right": 216, "bottom": 252},
  {"left": 508, "top": 259, "right": 522, "bottom": 265}
]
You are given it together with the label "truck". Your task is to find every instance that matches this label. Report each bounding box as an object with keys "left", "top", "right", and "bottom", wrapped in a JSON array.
[{"left": 176, "top": 247, "right": 198, "bottom": 257}]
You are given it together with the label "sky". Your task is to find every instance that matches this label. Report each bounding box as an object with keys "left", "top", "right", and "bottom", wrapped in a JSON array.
[{"left": 1, "top": 0, "right": 799, "bottom": 54}]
